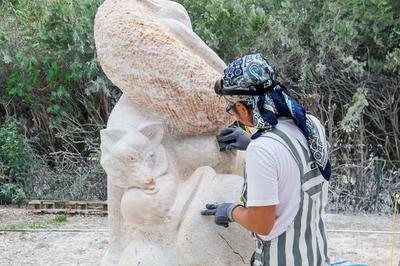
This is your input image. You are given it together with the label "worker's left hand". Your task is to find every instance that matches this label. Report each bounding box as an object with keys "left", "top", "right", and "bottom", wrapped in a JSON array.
[
  {"left": 216, "top": 126, "right": 251, "bottom": 151},
  {"left": 200, "top": 203, "right": 240, "bottom": 227}
]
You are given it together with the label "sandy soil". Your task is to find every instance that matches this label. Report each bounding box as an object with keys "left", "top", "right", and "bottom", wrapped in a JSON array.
[{"left": 0, "top": 206, "right": 399, "bottom": 266}]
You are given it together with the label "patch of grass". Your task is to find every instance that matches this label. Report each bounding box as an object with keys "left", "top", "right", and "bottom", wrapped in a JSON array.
[
  {"left": 0, "top": 214, "right": 71, "bottom": 230},
  {"left": 0, "top": 220, "right": 50, "bottom": 230},
  {"left": 53, "top": 214, "right": 67, "bottom": 223},
  {"left": 19, "top": 232, "right": 27, "bottom": 240}
]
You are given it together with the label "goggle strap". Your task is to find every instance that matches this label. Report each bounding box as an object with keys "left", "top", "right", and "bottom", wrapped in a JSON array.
[
  {"left": 217, "top": 89, "right": 268, "bottom": 96},
  {"left": 214, "top": 79, "right": 272, "bottom": 96}
]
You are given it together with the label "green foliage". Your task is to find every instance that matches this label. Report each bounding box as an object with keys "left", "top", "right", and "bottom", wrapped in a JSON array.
[
  {"left": 1, "top": 213, "right": 73, "bottom": 230},
  {"left": 0, "top": 119, "right": 35, "bottom": 185},
  {"left": 176, "top": 0, "right": 268, "bottom": 62},
  {"left": 0, "top": 0, "right": 113, "bottom": 202},
  {"left": 53, "top": 214, "right": 67, "bottom": 223},
  {"left": 0, "top": 183, "right": 26, "bottom": 206},
  {"left": 341, "top": 88, "right": 369, "bottom": 132},
  {"left": 177, "top": 0, "right": 399, "bottom": 80},
  {"left": 0, "top": 0, "right": 111, "bottom": 125},
  {"left": 0, "top": 220, "right": 50, "bottom": 230}
]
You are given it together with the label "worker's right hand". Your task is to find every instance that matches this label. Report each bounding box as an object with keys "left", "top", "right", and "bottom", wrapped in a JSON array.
[
  {"left": 216, "top": 126, "right": 251, "bottom": 151},
  {"left": 200, "top": 202, "right": 239, "bottom": 227}
]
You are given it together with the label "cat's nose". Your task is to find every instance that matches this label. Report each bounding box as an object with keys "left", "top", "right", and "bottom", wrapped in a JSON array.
[
  {"left": 143, "top": 176, "right": 159, "bottom": 195},
  {"left": 145, "top": 177, "right": 155, "bottom": 185}
]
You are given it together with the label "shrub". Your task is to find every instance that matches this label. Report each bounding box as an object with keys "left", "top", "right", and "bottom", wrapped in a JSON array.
[
  {"left": 0, "top": 119, "right": 36, "bottom": 189},
  {"left": 0, "top": 183, "right": 27, "bottom": 206},
  {"left": 0, "top": 0, "right": 112, "bottom": 201},
  {"left": 0, "top": 0, "right": 117, "bottom": 155},
  {"left": 0, "top": 0, "right": 108, "bottom": 122}
]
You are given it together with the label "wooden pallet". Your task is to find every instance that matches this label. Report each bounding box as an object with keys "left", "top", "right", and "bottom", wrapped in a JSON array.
[{"left": 28, "top": 200, "right": 108, "bottom": 216}]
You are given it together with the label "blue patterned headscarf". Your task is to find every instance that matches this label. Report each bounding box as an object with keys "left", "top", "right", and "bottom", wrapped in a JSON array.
[{"left": 222, "top": 53, "right": 331, "bottom": 181}]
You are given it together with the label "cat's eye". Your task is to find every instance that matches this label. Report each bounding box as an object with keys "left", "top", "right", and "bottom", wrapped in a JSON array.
[
  {"left": 128, "top": 155, "right": 137, "bottom": 162},
  {"left": 145, "top": 152, "right": 155, "bottom": 161}
]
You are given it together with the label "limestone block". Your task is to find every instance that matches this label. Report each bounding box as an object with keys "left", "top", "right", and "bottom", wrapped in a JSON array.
[
  {"left": 94, "top": 0, "right": 232, "bottom": 136},
  {"left": 94, "top": 0, "right": 252, "bottom": 265}
]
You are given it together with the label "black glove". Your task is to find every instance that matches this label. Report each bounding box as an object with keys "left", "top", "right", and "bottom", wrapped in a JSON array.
[
  {"left": 216, "top": 126, "right": 251, "bottom": 151},
  {"left": 200, "top": 203, "right": 240, "bottom": 227}
]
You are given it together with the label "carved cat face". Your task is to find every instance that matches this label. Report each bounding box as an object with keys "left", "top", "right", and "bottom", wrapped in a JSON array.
[{"left": 100, "top": 122, "right": 169, "bottom": 193}]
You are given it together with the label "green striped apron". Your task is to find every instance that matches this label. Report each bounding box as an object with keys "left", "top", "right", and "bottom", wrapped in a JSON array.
[{"left": 243, "top": 128, "right": 329, "bottom": 266}]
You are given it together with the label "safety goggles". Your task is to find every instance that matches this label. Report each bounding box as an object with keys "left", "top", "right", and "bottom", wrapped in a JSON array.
[
  {"left": 225, "top": 101, "right": 235, "bottom": 116},
  {"left": 214, "top": 79, "right": 271, "bottom": 96}
]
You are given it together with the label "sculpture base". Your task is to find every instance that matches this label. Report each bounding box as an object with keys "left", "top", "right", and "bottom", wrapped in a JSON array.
[{"left": 102, "top": 170, "right": 253, "bottom": 266}]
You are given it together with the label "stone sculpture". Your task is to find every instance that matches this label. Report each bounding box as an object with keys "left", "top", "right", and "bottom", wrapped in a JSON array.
[{"left": 94, "top": 0, "right": 252, "bottom": 265}]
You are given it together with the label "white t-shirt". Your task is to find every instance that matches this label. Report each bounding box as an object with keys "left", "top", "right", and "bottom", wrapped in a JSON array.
[{"left": 245, "top": 117, "right": 319, "bottom": 241}]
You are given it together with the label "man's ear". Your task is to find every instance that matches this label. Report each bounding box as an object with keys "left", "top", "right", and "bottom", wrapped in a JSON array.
[
  {"left": 235, "top": 101, "right": 253, "bottom": 125},
  {"left": 138, "top": 122, "right": 164, "bottom": 144},
  {"left": 245, "top": 103, "right": 253, "bottom": 122},
  {"left": 235, "top": 102, "right": 248, "bottom": 115}
]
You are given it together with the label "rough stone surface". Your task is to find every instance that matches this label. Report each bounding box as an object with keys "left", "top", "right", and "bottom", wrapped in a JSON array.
[
  {"left": 94, "top": 0, "right": 251, "bottom": 265},
  {"left": 94, "top": 0, "right": 232, "bottom": 136}
]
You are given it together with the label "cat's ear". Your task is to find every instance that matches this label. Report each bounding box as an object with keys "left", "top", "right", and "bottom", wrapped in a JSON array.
[
  {"left": 100, "top": 128, "right": 127, "bottom": 150},
  {"left": 138, "top": 122, "right": 164, "bottom": 145}
]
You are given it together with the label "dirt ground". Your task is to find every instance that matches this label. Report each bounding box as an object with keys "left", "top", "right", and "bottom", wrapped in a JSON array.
[{"left": 0, "top": 206, "right": 399, "bottom": 266}]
